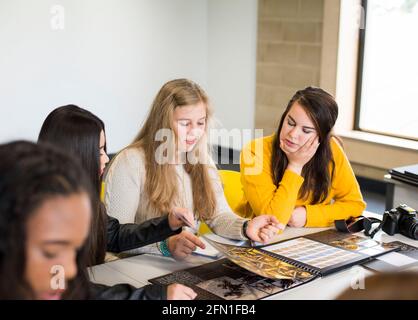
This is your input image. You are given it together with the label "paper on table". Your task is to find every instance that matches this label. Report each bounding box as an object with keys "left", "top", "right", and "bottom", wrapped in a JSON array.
[
  {"left": 193, "top": 237, "right": 222, "bottom": 259},
  {"left": 192, "top": 233, "right": 247, "bottom": 258},
  {"left": 377, "top": 252, "right": 418, "bottom": 267}
]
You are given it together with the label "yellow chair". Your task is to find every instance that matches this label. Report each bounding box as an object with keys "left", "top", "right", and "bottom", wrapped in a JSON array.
[
  {"left": 199, "top": 169, "right": 243, "bottom": 235},
  {"left": 218, "top": 169, "right": 243, "bottom": 211},
  {"left": 100, "top": 181, "right": 106, "bottom": 202}
]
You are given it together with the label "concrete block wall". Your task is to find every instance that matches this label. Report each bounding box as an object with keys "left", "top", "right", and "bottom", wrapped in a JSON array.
[{"left": 256, "top": 0, "right": 324, "bottom": 134}]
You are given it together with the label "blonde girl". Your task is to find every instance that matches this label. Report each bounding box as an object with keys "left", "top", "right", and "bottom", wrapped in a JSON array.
[{"left": 104, "top": 79, "right": 282, "bottom": 259}]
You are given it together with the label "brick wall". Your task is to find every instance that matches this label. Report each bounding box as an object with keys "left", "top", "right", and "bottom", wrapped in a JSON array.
[{"left": 256, "top": 0, "right": 324, "bottom": 134}]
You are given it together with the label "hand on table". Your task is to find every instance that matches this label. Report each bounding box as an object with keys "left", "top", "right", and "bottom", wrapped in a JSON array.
[
  {"left": 246, "top": 215, "right": 285, "bottom": 244},
  {"left": 288, "top": 206, "right": 307, "bottom": 228},
  {"left": 167, "top": 283, "right": 197, "bottom": 300}
]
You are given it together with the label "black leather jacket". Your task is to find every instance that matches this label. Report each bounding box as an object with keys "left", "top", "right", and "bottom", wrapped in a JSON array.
[
  {"left": 89, "top": 214, "right": 181, "bottom": 300},
  {"left": 106, "top": 214, "right": 181, "bottom": 253},
  {"left": 90, "top": 283, "right": 168, "bottom": 300}
]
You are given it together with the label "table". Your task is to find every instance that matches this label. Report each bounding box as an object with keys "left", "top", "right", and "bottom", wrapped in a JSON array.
[
  {"left": 384, "top": 174, "right": 418, "bottom": 211},
  {"left": 89, "top": 212, "right": 418, "bottom": 299}
]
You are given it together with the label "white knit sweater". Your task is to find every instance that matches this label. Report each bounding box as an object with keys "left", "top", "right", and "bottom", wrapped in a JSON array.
[{"left": 103, "top": 147, "right": 247, "bottom": 255}]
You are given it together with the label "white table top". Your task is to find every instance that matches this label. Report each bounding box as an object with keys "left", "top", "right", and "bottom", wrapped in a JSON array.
[{"left": 89, "top": 211, "right": 418, "bottom": 299}]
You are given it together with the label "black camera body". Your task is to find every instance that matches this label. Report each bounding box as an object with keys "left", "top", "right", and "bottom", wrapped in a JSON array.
[{"left": 382, "top": 204, "right": 418, "bottom": 240}]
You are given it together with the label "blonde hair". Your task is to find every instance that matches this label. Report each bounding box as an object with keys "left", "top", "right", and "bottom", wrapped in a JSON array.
[{"left": 129, "top": 79, "right": 216, "bottom": 220}]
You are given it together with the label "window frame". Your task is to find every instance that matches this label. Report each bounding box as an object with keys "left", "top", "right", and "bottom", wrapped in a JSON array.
[{"left": 354, "top": 0, "right": 418, "bottom": 142}]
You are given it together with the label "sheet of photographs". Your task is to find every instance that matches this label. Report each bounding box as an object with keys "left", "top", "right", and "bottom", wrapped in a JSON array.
[
  {"left": 204, "top": 237, "right": 313, "bottom": 281},
  {"left": 263, "top": 237, "right": 361, "bottom": 269},
  {"left": 195, "top": 260, "right": 313, "bottom": 300}
]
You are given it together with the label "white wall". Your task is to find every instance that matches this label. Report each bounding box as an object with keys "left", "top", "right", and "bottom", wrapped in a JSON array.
[
  {"left": 0, "top": 0, "right": 257, "bottom": 153},
  {"left": 207, "top": 0, "right": 257, "bottom": 149}
]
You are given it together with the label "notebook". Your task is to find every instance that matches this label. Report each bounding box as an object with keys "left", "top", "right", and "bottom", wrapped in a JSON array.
[
  {"left": 149, "top": 229, "right": 400, "bottom": 300},
  {"left": 392, "top": 164, "right": 418, "bottom": 178},
  {"left": 389, "top": 164, "right": 418, "bottom": 186}
]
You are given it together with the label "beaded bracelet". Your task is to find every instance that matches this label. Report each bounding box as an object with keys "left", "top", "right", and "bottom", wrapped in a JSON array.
[{"left": 158, "top": 239, "right": 171, "bottom": 257}]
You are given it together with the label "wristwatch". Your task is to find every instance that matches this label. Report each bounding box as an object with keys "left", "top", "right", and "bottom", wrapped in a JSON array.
[{"left": 242, "top": 220, "right": 250, "bottom": 239}]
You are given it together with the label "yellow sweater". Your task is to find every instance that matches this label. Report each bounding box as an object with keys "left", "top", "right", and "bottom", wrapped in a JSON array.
[{"left": 235, "top": 135, "right": 366, "bottom": 227}]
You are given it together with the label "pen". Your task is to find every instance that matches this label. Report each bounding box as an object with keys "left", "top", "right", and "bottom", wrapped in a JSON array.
[{"left": 173, "top": 210, "right": 196, "bottom": 230}]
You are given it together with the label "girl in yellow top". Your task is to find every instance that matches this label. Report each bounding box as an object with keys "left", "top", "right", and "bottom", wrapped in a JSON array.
[{"left": 236, "top": 86, "right": 366, "bottom": 228}]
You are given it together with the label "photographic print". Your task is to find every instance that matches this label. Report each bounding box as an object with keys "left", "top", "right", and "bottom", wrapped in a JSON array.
[
  {"left": 196, "top": 276, "right": 267, "bottom": 300},
  {"left": 205, "top": 237, "right": 313, "bottom": 280}
]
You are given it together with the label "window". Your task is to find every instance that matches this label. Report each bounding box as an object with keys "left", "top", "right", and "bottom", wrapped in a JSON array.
[{"left": 356, "top": 0, "right": 418, "bottom": 141}]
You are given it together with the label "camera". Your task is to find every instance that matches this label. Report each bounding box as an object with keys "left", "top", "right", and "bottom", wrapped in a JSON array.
[{"left": 382, "top": 204, "right": 418, "bottom": 240}]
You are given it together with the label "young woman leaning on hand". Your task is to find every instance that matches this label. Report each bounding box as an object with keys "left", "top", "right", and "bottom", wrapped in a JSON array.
[{"left": 236, "top": 86, "right": 366, "bottom": 229}]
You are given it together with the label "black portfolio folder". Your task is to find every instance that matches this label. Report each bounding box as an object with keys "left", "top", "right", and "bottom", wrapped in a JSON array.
[
  {"left": 149, "top": 229, "right": 400, "bottom": 300},
  {"left": 258, "top": 229, "right": 399, "bottom": 277}
]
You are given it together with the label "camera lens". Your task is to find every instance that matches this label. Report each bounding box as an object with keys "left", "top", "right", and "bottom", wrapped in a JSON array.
[
  {"left": 399, "top": 215, "right": 418, "bottom": 240},
  {"left": 410, "top": 223, "right": 418, "bottom": 240},
  {"left": 413, "top": 226, "right": 418, "bottom": 240}
]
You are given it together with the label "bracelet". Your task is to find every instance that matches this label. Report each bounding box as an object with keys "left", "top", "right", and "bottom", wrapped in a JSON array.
[
  {"left": 158, "top": 239, "right": 172, "bottom": 257},
  {"left": 242, "top": 220, "right": 250, "bottom": 239}
]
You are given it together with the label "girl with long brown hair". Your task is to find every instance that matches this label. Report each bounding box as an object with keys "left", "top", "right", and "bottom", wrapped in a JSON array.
[
  {"left": 236, "top": 86, "right": 366, "bottom": 228},
  {"left": 38, "top": 105, "right": 197, "bottom": 299},
  {"left": 104, "top": 79, "right": 282, "bottom": 259},
  {"left": 0, "top": 140, "right": 196, "bottom": 300}
]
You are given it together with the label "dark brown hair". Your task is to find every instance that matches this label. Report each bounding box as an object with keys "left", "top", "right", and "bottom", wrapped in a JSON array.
[
  {"left": 272, "top": 87, "right": 338, "bottom": 203},
  {"left": 0, "top": 141, "right": 92, "bottom": 299},
  {"left": 38, "top": 105, "right": 107, "bottom": 266}
]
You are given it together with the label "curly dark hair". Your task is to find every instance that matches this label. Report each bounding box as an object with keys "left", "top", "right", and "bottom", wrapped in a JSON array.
[{"left": 0, "top": 140, "right": 93, "bottom": 299}]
